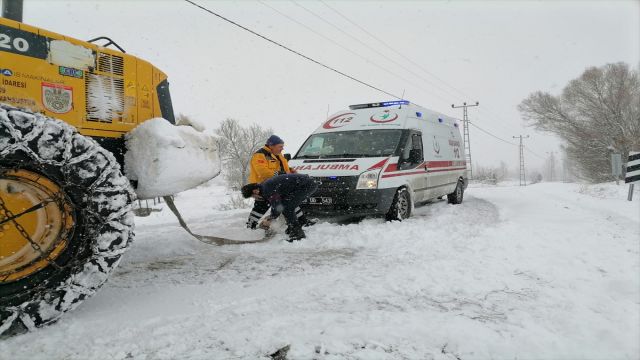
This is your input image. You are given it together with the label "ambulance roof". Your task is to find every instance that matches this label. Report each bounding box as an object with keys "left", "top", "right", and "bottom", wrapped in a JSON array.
[{"left": 314, "top": 101, "right": 460, "bottom": 134}]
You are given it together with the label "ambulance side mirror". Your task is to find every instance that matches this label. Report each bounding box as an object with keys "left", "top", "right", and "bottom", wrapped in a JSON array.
[{"left": 284, "top": 153, "right": 292, "bottom": 161}]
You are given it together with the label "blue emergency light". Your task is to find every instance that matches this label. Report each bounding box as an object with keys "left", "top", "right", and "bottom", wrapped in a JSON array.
[
  {"left": 349, "top": 100, "right": 410, "bottom": 110},
  {"left": 381, "top": 100, "right": 410, "bottom": 107}
]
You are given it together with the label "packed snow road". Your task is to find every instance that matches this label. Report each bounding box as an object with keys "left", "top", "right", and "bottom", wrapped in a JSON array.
[{"left": 1, "top": 182, "right": 638, "bottom": 360}]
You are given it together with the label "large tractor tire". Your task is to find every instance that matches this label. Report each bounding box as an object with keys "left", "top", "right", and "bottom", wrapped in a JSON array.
[{"left": 0, "top": 104, "right": 135, "bottom": 335}]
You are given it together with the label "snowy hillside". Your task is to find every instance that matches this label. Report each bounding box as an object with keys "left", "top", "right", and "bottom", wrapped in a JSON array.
[{"left": 1, "top": 182, "right": 638, "bottom": 360}]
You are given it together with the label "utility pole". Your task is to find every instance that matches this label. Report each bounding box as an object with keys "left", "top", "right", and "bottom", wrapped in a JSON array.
[
  {"left": 513, "top": 135, "right": 529, "bottom": 186},
  {"left": 545, "top": 151, "right": 556, "bottom": 182},
  {"left": 2, "top": 0, "right": 23, "bottom": 22},
  {"left": 452, "top": 101, "right": 479, "bottom": 180}
]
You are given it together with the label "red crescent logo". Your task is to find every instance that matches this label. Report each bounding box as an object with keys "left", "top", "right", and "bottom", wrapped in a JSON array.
[
  {"left": 323, "top": 112, "right": 355, "bottom": 129},
  {"left": 370, "top": 110, "right": 398, "bottom": 123}
]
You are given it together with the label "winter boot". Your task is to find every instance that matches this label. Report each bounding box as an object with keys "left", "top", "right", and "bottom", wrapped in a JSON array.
[
  {"left": 246, "top": 220, "right": 258, "bottom": 230},
  {"left": 287, "top": 226, "right": 306, "bottom": 242}
]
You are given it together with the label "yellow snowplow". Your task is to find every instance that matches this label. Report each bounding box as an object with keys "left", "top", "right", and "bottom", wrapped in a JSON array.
[{"left": 0, "top": 17, "right": 220, "bottom": 334}]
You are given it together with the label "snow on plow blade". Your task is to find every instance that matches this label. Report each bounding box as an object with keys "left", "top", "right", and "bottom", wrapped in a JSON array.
[{"left": 124, "top": 118, "right": 221, "bottom": 199}]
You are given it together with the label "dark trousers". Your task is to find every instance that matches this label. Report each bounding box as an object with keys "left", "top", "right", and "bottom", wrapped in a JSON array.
[
  {"left": 280, "top": 180, "right": 319, "bottom": 227},
  {"left": 246, "top": 199, "right": 304, "bottom": 227},
  {"left": 247, "top": 199, "right": 270, "bottom": 227}
]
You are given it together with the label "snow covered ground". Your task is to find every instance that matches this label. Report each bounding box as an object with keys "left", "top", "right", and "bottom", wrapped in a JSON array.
[{"left": 1, "top": 181, "right": 639, "bottom": 360}]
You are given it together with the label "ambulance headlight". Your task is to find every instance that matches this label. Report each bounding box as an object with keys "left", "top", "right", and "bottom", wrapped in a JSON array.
[{"left": 356, "top": 170, "right": 379, "bottom": 189}]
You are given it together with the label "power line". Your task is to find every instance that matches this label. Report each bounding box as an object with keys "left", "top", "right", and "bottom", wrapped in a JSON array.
[
  {"left": 185, "top": 0, "right": 549, "bottom": 161},
  {"left": 524, "top": 146, "right": 546, "bottom": 160},
  {"left": 469, "top": 122, "right": 518, "bottom": 146},
  {"left": 319, "top": 0, "right": 527, "bottom": 136},
  {"left": 473, "top": 111, "right": 548, "bottom": 157},
  {"left": 319, "top": 0, "right": 467, "bottom": 102},
  {"left": 257, "top": 0, "right": 450, "bottom": 105},
  {"left": 293, "top": 0, "right": 466, "bottom": 104},
  {"left": 470, "top": 122, "right": 546, "bottom": 160},
  {"left": 183, "top": 0, "right": 401, "bottom": 99}
]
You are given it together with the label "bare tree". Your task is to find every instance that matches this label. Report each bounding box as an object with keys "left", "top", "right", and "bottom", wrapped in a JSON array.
[
  {"left": 475, "top": 163, "right": 509, "bottom": 184},
  {"left": 499, "top": 161, "right": 509, "bottom": 180},
  {"left": 559, "top": 145, "right": 578, "bottom": 182},
  {"left": 518, "top": 62, "right": 640, "bottom": 182},
  {"left": 215, "top": 118, "right": 273, "bottom": 190},
  {"left": 529, "top": 170, "right": 543, "bottom": 184}
]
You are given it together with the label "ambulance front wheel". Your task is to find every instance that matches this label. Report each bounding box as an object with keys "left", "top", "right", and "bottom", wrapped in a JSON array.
[
  {"left": 386, "top": 187, "right": 411, "bottom": 221},
  {"left": 447, "top": 180, "right": 464, "bottom": 204}
]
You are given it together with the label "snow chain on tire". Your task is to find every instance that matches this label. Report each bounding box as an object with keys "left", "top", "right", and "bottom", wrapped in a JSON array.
[
  {"left": 386, "top": 187, "right": 411, "bottom": 221},
  {"left": 0, "top": 104, "right": 135, "bottom": 336}
]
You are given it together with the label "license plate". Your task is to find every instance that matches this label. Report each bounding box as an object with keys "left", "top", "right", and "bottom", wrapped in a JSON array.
[{"left": 308, "top": 197, "right": 333, "bottom": 205}]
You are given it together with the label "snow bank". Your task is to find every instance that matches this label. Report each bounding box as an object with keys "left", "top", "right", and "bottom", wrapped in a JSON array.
[
  {"left": 124, "top": 118, "right": 221, "bottom": 199},
  {"left": 2, "top": 182, "right": 638, "bottom": 359}
]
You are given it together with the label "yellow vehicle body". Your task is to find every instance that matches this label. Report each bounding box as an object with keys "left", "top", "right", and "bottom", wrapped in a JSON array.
[
  {"left": 1, "top": 12, "right": 221, "bottom": 335},
  {"left": 0, "top": 17, "right": 175, "bottom": 140},
  {"left": 0, "top": 17, "right": 174, "bottom": 302}
]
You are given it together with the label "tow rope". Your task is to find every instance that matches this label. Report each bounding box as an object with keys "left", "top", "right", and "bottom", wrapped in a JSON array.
[{"left": 162, "top": 196, "right": 274, "bottom": 246}]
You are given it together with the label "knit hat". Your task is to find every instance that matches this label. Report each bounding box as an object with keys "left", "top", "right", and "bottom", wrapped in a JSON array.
[
  {"left": 241, "top": 183, "right": 260, "bottom": 198},
  {"left": 266, "top": 135, "right": 284, "bottom": 146}
]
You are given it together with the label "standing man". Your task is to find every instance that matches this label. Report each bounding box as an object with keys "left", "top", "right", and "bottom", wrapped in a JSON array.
[
  {"left": 241, "top": 174, "right": 318, "bottom": 241},
  {"left": 246, "top": 135, "right": 315, "bottom": 230}
]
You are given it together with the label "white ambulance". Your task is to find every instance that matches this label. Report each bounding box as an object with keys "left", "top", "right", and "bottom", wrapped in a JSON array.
[{"left": 289, "top": 100, "right": 468, "bottom": 220}]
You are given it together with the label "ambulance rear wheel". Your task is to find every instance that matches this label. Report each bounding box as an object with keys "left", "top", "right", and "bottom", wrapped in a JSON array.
[
  {"left": 386, "top": 188, "right": 411, "bottom": 221},
  {"left": 447, "top": 180, "right": 464, "bottom": 204},
  {"left": 0, "top": 104, "right": 135, "bottom": 335}
]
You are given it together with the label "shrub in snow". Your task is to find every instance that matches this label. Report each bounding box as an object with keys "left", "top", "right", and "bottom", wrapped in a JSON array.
[
  {"left": 214, "top": 118, "right": 273, "bottom": 190},
  {"left": 217, "top": 193, "right": 252, "bottom": 210}
]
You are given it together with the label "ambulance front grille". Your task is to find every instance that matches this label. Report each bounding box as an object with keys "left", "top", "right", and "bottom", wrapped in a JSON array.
[{"left": 314, "top": 176, "right": 357, "bottom": 191}]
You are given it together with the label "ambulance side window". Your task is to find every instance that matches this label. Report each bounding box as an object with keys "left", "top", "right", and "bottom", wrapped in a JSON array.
[{"left": 400, "top": 132, "right": 423, "bottom": 169}]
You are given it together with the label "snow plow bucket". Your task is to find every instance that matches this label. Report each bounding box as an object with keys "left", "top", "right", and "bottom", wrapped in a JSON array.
[{"left": 124, "top": 118, "right": 221, "bottom": 199}]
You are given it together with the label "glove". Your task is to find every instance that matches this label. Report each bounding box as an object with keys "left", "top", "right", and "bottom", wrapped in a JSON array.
[{"left": 258, "top": 217, "right": 272, "bottom": 230}]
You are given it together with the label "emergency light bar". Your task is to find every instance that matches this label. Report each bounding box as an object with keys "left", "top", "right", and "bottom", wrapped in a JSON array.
[{"left": 349, "top": 100, "right": 410, "bottom": 110}]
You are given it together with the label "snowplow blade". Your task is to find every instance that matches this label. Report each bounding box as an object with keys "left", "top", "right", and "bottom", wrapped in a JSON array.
[{"left": 124, "top": 118, "right": 221, "bottom": 199}]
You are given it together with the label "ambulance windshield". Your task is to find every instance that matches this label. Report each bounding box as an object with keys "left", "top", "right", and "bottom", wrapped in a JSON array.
[{"left": 296, "top": 129, "right": 403, "bottom": 159}]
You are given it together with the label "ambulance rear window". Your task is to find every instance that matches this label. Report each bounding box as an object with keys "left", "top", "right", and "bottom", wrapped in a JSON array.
[{"left": 296, "top": 129, "right": 403, "bottom": 159}]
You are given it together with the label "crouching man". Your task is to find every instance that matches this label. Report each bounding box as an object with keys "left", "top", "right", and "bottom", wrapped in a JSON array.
[{"left": 241, "top": 174, "right": 318, "bottom": 242}]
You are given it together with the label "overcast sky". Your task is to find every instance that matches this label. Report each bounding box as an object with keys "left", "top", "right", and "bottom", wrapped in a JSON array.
[{"left": 21, "top": 0, "right": 640, "bottom": 171}]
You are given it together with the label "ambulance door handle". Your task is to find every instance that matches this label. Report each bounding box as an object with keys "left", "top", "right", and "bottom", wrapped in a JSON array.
[{"left": 424, "top": 165, "right": 429, "bottom": 172}]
